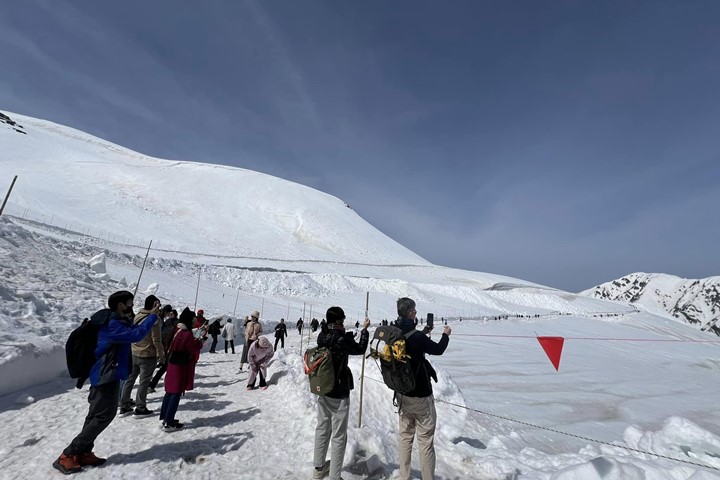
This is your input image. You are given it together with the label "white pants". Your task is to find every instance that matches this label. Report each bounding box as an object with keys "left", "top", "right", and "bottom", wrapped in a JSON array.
[
  {"left": 313, "top": 396, "right": 350, "bottom": 480},
  {"left": 398, "top": 395, "right": 437, "bottom": 480}
]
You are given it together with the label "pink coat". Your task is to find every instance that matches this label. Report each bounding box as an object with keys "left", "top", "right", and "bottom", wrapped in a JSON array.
[
  {"left": 248, "top": 336, "right": 274, "bottom": 369},
  {"left": 165, "top": 329, "right": 203, "bottom": 394}
]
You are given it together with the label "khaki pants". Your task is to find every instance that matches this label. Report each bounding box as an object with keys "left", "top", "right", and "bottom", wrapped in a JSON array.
[
  {"left": 313, "top": 396, "right": 350, "bottom": 480},
  {"left": 398, "top": 395, "right": 436, "bottom": 480}
]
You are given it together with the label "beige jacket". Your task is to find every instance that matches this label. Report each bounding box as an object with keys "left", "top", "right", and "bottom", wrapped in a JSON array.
[
  {"left": 132, "top": 309, "right": 165, "bottom": 362},
  {"left": 245, "top": 320, "right": 263, "bottom": 341}
]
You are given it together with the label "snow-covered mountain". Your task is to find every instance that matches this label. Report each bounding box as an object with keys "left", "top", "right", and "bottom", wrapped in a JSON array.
[
  {"left": 580, "top": 272, "right": 720, "bottom": 330},
  {"left": 1, "top": 111, "right": 428, "bottom": 266}
]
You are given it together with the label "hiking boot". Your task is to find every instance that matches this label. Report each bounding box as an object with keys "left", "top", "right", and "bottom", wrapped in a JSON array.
[
  {"left": 312, "top": 460, "right": 330, "bottom": 479},
  {"left": 162, "top": 421, "right": 184, "bottom": 432},
  {"left": 118, "top": 406, "right": 133, "bottom": 417},
  {"left": 245, "top": 385, "right": 254, "bottom": 390},
  {"left": 77, "top": 452, "right": 106, "bottom": 467},
  {"left": 133, "top": 406, "right": 154, "bottom": 417},
  {"left": 148, "top": 387, "right": 156, "bottom": 393},
  {"left": 260, "top": 386, "right": 268, "bottom": 390},
  {"left": 52, "top": 453, "right": 82, "bottom": 474}
]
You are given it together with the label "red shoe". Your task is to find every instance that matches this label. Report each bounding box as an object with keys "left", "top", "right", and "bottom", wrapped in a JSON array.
[
  {"left": 78, "top": 451, "right": 107, "bottom": 467},
  {"left": 52, "top": 453, "right": 82, "bottom": 474}
]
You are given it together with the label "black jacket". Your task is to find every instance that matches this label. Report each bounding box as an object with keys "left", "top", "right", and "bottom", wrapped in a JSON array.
[
  {"left": 274, "top": 322, "right": 287, "bottom": 338},
  {"left": 317, "top": 326, "right": 369, "bottom": 399},
  {"left": 208, "top": 320, "right": 222, "bottom": 336},
  {"left": 396, "top": 317, "right": 449, "bottom": 398}
]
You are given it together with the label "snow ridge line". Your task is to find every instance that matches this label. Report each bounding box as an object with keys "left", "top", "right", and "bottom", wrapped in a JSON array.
[
  {"left": 6, "top": 214, "right": 432, "bottom": 269},
  {"left": 361, "top": 375, "right": 720, "bottom": 472}
]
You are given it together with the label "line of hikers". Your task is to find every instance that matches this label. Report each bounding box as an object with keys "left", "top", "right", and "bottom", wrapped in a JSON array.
[{"left": 54, "top": 292, "right": 450, "bottom": 480}]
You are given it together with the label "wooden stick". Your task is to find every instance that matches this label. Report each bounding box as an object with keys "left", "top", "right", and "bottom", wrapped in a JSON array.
[
  {"left": 193, "top": 266, "right": 201, "bottom": 312},
  {"left": 132, "top": 240, "right": 153, "bottom": 298},
  {"left": 233, "top": 288, "right": 240, "bottom": 316},
  {"left": 0, "top": 175, "right": 18, "bottom": 216},
  {"left": 358, "top": 291, "right": 369, "bottom": 428}
]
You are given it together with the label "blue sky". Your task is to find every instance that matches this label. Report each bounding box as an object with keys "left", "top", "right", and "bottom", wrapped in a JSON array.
[{"left": 1, "top": 0, "right": 718, "bottom": 291}]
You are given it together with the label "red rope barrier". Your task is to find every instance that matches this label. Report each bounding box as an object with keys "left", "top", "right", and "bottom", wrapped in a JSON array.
[{"left": 453, "top": 333, "right": 720, "bottom": 343}]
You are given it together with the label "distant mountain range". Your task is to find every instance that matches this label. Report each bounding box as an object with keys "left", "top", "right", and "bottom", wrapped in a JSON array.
[{"left": 580, "top": 273, "right": 720, "bottom": 333}]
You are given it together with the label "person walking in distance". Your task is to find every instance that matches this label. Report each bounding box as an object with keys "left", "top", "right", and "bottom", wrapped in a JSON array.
[
  {"left": 52, "top": 291, "right": 159, "bottom": 474},
  {"left": 312, "top": 307, "right": 370, "bottom": 480},
  {"left": 394, "top": 297, "right": 451, "bottom": 480},
  {"left": 274, "top": 318, "right": 287, "bottom": 350},
  {"left": 208, "top": 317, "right": 222, "bottom": 353},
  {"left": 297, "top": 317, "right": 304, "bottom": 335},
  {"left": 222, "top": 318, "right": 236, "bottom": 354},
  {"left": 239, "top": 311, "right": 262, "bottom": 372}
]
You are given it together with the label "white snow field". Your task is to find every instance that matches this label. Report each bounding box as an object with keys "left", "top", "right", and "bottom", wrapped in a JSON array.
[{"left": 1, "top": 112, "right": 720, "bottom": 478}]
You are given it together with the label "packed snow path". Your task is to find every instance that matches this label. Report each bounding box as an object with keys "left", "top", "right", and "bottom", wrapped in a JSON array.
[{"left": 2, "top": 323, "right": 720, "bottom": 479}]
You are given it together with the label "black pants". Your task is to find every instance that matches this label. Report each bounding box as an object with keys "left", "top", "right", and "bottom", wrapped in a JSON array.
[
  {"left": 225, "top": 340, "right": 235, "bottom": 353},
  {"left": 210, "top": 334, "right": 218, "bottom": 353},
  {"left": 64, "top": 381, "right": 119, "bottom": 455},
  {"left": 247, "top": 371, "right": 266, "bottom": 388},
  {"left": 149, "top": 362, "right": 167, "bottom": 389},
  {"left": 274, "top": 335, "right": 285, "bottom": 350}
]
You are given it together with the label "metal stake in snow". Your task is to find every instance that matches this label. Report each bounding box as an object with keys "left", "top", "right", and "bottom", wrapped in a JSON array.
[
  {"left": 0, "top": 175, "right": 18, "bottom": 217},
  {"left": 358, "top": 291, "right": 369, "bottom": 428},
  {"left": 193, "top": 266, "right": 201, "bottom": 312},
  {"left": 132, "top": 240, "right": 153, "bottom": 298}
]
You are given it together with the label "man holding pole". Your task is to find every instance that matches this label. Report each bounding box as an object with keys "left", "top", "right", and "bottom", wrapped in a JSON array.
[{"left": 312, "top": 307, "right": 369, "bottom": 480}]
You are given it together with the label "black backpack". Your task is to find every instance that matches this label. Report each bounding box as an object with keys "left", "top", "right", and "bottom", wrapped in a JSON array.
[
  {"left": 369, "top": 325, "right": 419, "bottom": 395},
  {"left": 65, "top": 309, "right": 112, "bottom": 389}
]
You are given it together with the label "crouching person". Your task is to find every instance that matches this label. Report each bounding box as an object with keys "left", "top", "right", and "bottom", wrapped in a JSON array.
[
  {"left": 53, "top": 291, "right": 159, "bottom": 474},
  {"left": 246, "top": 336, "right": 274, "bottom": 390},
  {"left": 312, "top": 307, "right": 370, "bottom": 480}
]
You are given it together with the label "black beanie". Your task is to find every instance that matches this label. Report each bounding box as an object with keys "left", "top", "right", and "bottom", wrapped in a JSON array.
[{"left": 326, "top": 306, "right": 346, "bottom": 324}]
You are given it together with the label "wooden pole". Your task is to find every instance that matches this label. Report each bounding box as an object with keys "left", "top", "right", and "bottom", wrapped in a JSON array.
[
  {"left": 233, "top": 288, "right": 240, "bottom": 316},
  {"left": 0, "top": 176, "right": 18, "bottom": 216},
  {"left": 132, "top": 240, "right": 153, "bottom": 298},
  {"left": 358, "top": 291, "right": 370, "bottom": 428},
  {"left": 193, "top": 266, "right": 201, "bottom": 312},
  {"left": 300, "top": 302, "right": 306, "bottom": 352}
]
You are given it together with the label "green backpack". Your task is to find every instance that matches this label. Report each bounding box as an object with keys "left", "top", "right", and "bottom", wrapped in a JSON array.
[{"left": 304, "top": 346, "right": 335, "bottom": 396}]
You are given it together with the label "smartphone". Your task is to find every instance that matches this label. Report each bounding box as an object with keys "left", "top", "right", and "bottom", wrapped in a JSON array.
[{"left": 427, "top": 313, "right": 434, "bottom": 328}]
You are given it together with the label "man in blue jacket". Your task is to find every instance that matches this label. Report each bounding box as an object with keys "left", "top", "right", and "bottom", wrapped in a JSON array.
[
  {"left": 53, "top": 290, "right": 159, "bottom": 475},
  {"left": 394, "top": 297, "right": 451, "bottom": 480}
]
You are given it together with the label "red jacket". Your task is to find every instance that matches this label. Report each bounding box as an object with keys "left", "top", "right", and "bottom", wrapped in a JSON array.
[{"left": 164, "top": 328, "right": 203, "bottom": 394}]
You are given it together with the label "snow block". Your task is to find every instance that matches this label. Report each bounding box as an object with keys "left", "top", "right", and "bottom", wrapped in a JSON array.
[
  {"left": 0, "top": 344, "right": 67, "bottom": 397},
  {"left": 87, "top": 253, "right": 106, "bottom": 274}
]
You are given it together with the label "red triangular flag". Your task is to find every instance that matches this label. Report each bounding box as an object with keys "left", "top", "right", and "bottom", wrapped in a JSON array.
[{"left": 537, "top": 336, "right": 565, "bottom": 371}]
